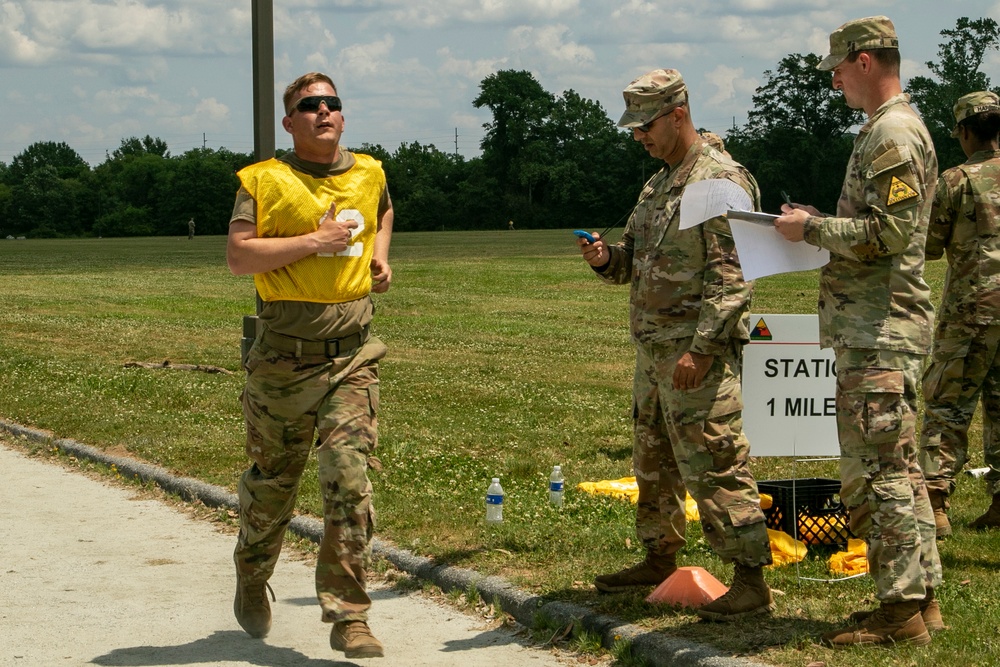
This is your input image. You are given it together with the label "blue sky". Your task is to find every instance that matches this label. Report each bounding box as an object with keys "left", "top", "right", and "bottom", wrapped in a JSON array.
[{"left": 2, "top": 0, "right": 1000, "bottom": 166}]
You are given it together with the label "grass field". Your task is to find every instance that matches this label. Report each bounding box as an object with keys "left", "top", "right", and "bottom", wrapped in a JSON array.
[{"left": 1, "top": 231, "right": 998, "bottom": 666}]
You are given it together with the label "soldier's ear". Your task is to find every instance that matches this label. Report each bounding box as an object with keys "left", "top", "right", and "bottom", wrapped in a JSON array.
[
  {"left": 858, "top": 52, "right": 872, "bottom": 74},
  {"left": 672, "top": 105, "right": 687, "bottom": 126}
]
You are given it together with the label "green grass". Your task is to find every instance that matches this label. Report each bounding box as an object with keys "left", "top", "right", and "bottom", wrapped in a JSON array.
[{"left": 1, "top": 231, "right": 996, "bottom": 667}]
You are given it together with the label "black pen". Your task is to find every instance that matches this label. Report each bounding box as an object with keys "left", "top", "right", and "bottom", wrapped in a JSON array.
[{"left": 781, "top": 190, "right": 793, "bottom": 207}]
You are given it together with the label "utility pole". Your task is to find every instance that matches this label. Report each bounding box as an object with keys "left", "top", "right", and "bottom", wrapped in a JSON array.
[
  {"left": 244, "top": 0, "right": 275, "bottom": 364},
  {"left": 252, "top": 0, "right": 275, "bottom": 162},
  {"left": 454, "top": 128, "right": 458, "bottom": 155}
]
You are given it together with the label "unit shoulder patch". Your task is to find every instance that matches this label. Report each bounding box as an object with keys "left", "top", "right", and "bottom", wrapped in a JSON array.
[{"left": 886, "top": 176, "right": 918, "bottom": 206}]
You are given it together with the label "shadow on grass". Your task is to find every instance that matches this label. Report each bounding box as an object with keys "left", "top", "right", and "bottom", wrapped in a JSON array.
[
  {"left": 597, "top": 444, "right": 632, "bottom": 462},
  {"left": 939, "top": 550, "right": 1000, "bottom": 570}
]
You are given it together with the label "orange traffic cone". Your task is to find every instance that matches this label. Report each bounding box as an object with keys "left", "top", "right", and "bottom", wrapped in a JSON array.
[{"left": 646, "top": 566, "right": 729, "bottom": 609}]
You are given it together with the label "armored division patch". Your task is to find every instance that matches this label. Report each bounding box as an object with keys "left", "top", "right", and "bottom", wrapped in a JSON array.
[{"left": 887, "top": 176, "right": 918, "bottom": 206}]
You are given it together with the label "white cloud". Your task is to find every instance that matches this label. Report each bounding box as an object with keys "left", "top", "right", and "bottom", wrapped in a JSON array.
[
  {"left": 194, "top": 97, "right": 229, "bottom": 122},
  {"left": 509, "top": 24, "right": 595, "bottom": 67},
  {"left": 610, "top": 0, "right": 657, "bottom": 20},
  {"left": 619, "top": 42, "right": 693, "bottom": 70},
  {"left": 124, "top": 57, "right": 170, "bottom": 85},
  {"left": 437, "top": 47, "right": 508, "bottom": 81},
  {"left": 0, "top": 0, "right": 245, "bottom": 68},
  {"left": 704, "top": 65, "right": 755, "bottom": 106},
  {"left": 457, "top": 0, "right": 579, "bottom": 23},
  {"left": 901, "top": 57, "right": 930, "bottom": 82},
  {"left": 334, "top": 33, "right": 396, "bottom": 78},
  {"left": 91, "top": 86, "right": 171, "bottom": 117},
  {"left": 384, "top": 0, "right": 580, "bottom": 29},
  {"left": 172, "top": 97, "right": 230, "bottom": 133},
  {"left": 0, "top": 1, "right": 58, "bottom": 64}
]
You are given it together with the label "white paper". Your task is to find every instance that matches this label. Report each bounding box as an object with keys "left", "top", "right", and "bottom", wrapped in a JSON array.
[
  {"left": 678, "top": 179, "right": 829, "bottom": 279},
  {"left": 679, "top": 179, "right": 752, "bottom": 229},
  {"left": 729, "top": 216, "right": 830, "bottom": 280},
  {"left": 317, "top": 208, "right": 366, "bottom": 258}
]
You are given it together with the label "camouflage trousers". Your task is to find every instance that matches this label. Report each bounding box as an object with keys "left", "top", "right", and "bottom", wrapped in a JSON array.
[
  {"left": 632, "top": 338, "right": 772, "bottom": 567},
  {"left": 234, "top": 332, "right": 387, "bottom": 624},
  {"left": 919, "top": 322, "right": 1000, "bottom": 497},
  {"left": 835, "top": 348, "right": 942, "bottom": 602}
]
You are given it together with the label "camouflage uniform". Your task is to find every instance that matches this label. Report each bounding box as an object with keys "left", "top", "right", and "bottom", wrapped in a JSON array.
[
  {"left": 919, "top": 146, "right": 1000, "bottom": 498},
  {"left": 597, "top": 139, "right": 772, "bottom": 567},
  {"left": 232, "top": 151, "right": 389, "bottom": 624},
  {"left": 801, "top": 93, "right": 943, "bottom": 602},
  {"left": 700, "top": 131, "right": 729, "bottom": 157},
  {"left": 238, "top": 331, "right": 385, "bottom": 622}
]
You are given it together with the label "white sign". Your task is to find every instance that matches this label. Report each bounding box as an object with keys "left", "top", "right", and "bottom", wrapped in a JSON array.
[{"left": 742, "top": 314, "right": 840, "bottom": 457}]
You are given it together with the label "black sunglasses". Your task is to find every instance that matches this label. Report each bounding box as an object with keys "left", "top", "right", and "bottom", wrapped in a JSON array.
[
  {"left": 635, "top": 105, "right": 683, "bottom": 133},
  {"left": 635, "top": 119, "right": 656, "bottom": 133},
  {"left": 293, "top": 95, "right": 342, "bottom": 114},
  {"left": 636, "top": 110, "right": 667, "bottom": 134}
]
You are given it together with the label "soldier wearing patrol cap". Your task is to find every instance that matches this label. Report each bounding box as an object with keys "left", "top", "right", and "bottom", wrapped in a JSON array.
[
  {"left": 577, "top": 68, "right": 775, "bottom": 622},
  {"left": 919, "top": 91, "right": 1000, "bottom": 537},
  {"left": 775, "top": 16, "right": 944, "bottom": 647}
]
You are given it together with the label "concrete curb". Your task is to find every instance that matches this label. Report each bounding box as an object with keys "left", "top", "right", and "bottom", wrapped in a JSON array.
[{"left": 1, "top": 419, "right": 772, "bottom": 667}]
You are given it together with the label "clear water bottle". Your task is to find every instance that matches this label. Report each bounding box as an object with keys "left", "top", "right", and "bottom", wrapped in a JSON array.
[
  {"left": 486, "top": 478, "right": 504, "bottom": 523},
  {"left": 549, "top": 465, "right": 564, "bottom": 506}
]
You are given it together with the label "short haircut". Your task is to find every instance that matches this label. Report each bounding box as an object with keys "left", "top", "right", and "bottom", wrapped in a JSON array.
[
  {"left": 959, "top": 111, "right": 1000, "bottom": 143},
  {"left": 845, "top": 48, "right": 900, "bottom": 76},
  {"left": 283, "top": 72, "right": 337, "bottom": 115}
]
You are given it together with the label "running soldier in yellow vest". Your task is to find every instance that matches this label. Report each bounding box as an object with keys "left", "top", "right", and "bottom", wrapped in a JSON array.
[
  {"left": 919, "top": 91, "right": 1000, "bottom": 536},
  {"left": 227, "top": 72, "right": 393, "bottom": 659},
  {"left": 775, "top": 16, "right": 944, "bottom": 647},
  {"left": 578, "top": 69, "right": 774, "bottom": 621}
]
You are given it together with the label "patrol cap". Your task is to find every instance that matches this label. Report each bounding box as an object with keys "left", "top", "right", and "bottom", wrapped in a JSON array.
[
  {"left": 952, "top": 91, "right": 1000, "bottom": 137},
  {"left": 816, "top": 16, "right": 899, "bottom": 71},
  {"left": 617, "top": 69, "right": 687, "bottom": 129}
]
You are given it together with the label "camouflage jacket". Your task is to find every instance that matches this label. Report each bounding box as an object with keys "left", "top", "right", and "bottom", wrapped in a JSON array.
[
  {"left": 926, "top": 149, "right": 1000, "bottom": 326},
  {"left": 803, "top": 93, "right": 936, "bottom": 353},
  {"left": 597, "top": 139, "right": 758, "bottom": 356}
]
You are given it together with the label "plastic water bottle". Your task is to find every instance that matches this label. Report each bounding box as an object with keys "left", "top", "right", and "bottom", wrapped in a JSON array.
[
  {"left": 549, "top": 465, "right": 564, "bottom": 506},
  {"left": 486, "top": 478, "right": 504, "bottom": 523}
]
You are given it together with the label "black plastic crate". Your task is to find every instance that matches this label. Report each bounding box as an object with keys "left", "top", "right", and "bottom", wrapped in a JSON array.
[{"left": 757, "top": 478, "right": 850, "bottom": 547}]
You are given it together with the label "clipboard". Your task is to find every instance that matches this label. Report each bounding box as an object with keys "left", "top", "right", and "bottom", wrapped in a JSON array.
[{"left": 726, "top": 210, "right": 778, "bottom": 227}]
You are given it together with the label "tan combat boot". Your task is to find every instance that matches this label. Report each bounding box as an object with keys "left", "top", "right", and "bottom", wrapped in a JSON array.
[
  {"left": 331, "top": 620, "right": 385, "bottom": 659},
  {"left": 928, "top": 489, "right": 952, "bottom": 538},
  {"left": 233, "top": 575, "right": 275, "bottom": 638},
  {"left": 823, "top": 600, "right": 931, "bottom": 647},
  {"left": 970, "top": 493, "right": 1000, "bottom": 530},
  {"left": 594, "top": 554, "right": 677, "bottom": 593},
  {"left": 696, "top": 562, "right": 775, "bottom": 621},
  {"left": 849, "top": 589, "right": 945, "bottom": 632}
]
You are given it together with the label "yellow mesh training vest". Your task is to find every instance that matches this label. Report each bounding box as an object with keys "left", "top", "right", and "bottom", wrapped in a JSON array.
[{"left": 237, "top": 155, "right": 386, "bottom": 303}]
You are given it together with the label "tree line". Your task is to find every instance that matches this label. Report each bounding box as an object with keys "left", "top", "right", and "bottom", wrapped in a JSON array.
[{"left": 0, "top": 17, "right": 996, "bottom": 239}]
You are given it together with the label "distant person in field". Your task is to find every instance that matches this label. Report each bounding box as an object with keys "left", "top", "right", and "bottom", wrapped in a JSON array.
[
  {"left": 508, "top": 219, "right": 515, "bottom": 231},
  {"left": 188, "top": 217, "right": 195, "bottom": 240},
  {"left": 227, "top": 71, "right": 393, "bottom": 660},
  {"left": 918, "top": 91, "right": 1000, "bottom": 536},
  {"left": 576, "top": 68, "right": 774, "bottom": 622}
]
